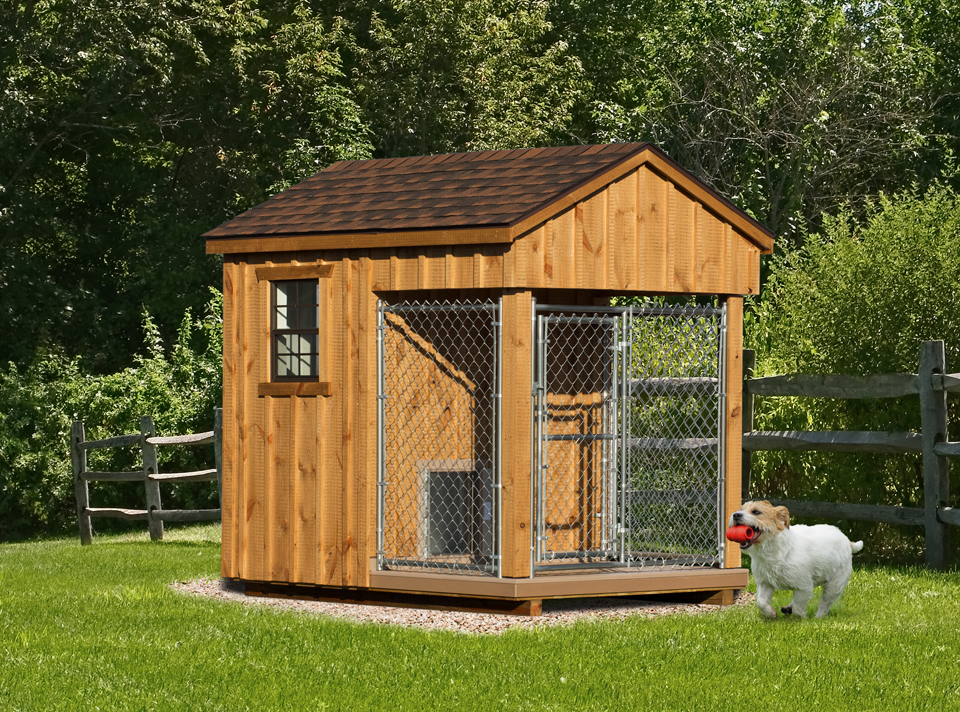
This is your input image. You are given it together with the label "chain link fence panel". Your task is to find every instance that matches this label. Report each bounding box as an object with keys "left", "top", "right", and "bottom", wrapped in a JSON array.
[
  {"left": 535, "top": 312, "right": 622, "bottom": 567},
  {"left": 377, "top": 300, "right": 501, "bottom": 575},
  {"left": 624, "top": 305, "right": 725, "bottom": 567},
  {"left": 534, "top": 303, "right": 725, "bottom": 571}
]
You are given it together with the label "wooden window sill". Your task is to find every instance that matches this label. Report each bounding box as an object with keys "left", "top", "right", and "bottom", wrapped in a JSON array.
[{"left": 258, "top": 382, "right": 332, "bottom": 397}]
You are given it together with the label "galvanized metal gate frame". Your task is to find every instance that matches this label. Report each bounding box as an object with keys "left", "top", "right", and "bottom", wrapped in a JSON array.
[
  {"left": 533, "top": 305, "right": 625, "bottom": 570},
  {"left": 376, "top": 299, "right": 503, "bottom": 577},
  {"left": 532, "top": 301, "right": 728, "bottom": 573}
]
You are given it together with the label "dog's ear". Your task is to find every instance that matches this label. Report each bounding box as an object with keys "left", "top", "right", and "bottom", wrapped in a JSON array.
[{"left": 774, "top": 506, "right": 790, "bottom": 530}]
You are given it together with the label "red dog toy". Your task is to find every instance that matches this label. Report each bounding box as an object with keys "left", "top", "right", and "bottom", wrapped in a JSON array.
[{"left": 725, "top": 525, "right": 758, "bottom": 544}]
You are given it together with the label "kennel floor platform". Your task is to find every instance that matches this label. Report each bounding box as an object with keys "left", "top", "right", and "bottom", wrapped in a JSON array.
[{"left": 240, "top": 561, "right": 748, "bottom": 616}]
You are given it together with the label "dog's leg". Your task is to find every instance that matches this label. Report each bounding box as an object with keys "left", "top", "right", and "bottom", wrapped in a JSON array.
[
  {"left": 815, "top": 568, "right": 852, "bottom": 618},
  {"left": 789, "top": 586, "right": 813, "bottom": 619},
  {"left": 779, "top": 592, "right": 793, "bottom": 616},
  {"left": 756, "top": 582, "right": 778, "bottom": 619}
]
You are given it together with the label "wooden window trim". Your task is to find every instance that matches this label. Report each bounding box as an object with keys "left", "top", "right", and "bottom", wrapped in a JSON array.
[
  {"left": 257, "top": 266, "right": 334, "bottom": 397},
  {"left": 270, "top": 279, "right": 319, "bottom": 383},
  {"left": 258, "top": 382, "right": 332, "bottom": 397},
  {"left": 255, "top": 264, "right": 333, "bottom": 282}
]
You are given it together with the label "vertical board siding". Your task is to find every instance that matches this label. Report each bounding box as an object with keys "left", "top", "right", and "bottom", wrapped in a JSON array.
[
  {"left": 612, "top": 172, "right": 639, "bottom": 291},
  {"left": 552, "top": 209, "right": 577, "bottom": 289},
  {"left": 500, "top": 292, "right": 533, "bottom": 578},
  {"left": 341, "top": 257, "right": 359, "bottom": 586},
  {"left": 357, "top": 258, "right": 379, "bottom": 588},
  {"left": 320, "top": 263, "right": 341, "bottom": 585},
  {"left": 268, "top": 395, "right": 292, "bottom": 581},
  {"left": 671, "top": 183, "right": 696, "bottom": 292},
  {"left": 295, "top": 392, "right": 318, "bottom": 583},
  {"left": 244, "top": 262, "right": 268, "bottom": 582},
  {"left": 641, "top": 166, "right": 669, "bottom": 291},
  {"left": 221, "top": 259, "right": 240, "bottom": 578},
  {"left": 543, "top": 216, "right": 556, "bottom": 286},
  {"left": 724, "top": 297, "right": 744, "bottom": 568},
  {"left": 697, "top": 207, "right": 725, "bottom": 294}
]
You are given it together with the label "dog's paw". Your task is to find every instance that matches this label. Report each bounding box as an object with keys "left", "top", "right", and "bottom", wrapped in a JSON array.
[{"left": 780, "top": 605, "right": 793, "bottom": 616}]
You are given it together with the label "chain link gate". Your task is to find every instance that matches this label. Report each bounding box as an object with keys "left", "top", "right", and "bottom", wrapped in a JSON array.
[
  {"left": 623, "top": 304, "right": 726, "bottom": 568},
  {"left": 534, "top": 309, "right": 624, "bottom": 568},
  {"left": 377, "top": 300, "right": 502, "bottom": 576},
  {"left": 534, "top": 303, "right": 726, "bottom": 571}
]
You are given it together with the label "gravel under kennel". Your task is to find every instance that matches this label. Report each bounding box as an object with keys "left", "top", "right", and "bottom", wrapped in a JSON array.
[{"left": 172, "top": 578, "right": 755, "bottom": 635}]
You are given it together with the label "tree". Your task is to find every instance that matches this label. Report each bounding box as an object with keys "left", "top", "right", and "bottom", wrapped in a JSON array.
[
  {"left": 328, "top": 0, "right": 587, "bottom": 156},
  {"left": 0, "top": 0, "right": 371, "bottom": 370},
  {"left": 0, "top": 291, "right": 224, "bottom": 540},
  {"left": 586, "top": 0, "right": 942, "bottom": 240}
]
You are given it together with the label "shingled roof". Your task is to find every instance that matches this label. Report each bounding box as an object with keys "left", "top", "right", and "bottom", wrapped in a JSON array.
[{"left": 205, "top": 142, "right": 774, "bottom": 252}]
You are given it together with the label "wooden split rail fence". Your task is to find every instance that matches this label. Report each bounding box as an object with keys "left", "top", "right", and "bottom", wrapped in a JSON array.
[
  {"left": 71, "top": 409, "right": 223, "bottom": 544},
  {"left": 741, "top": 340, "right": 959, "bottom": 569}
]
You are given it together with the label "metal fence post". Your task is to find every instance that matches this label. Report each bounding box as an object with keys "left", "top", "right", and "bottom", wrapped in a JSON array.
[
  {"left": 72, "top": 421, "right": 93, "bottom": 545},
  {"left": 376, "top": 300, "right": 385, "bottom": 572},
  {"left": 919, "top": 340, "right": 950, "bottom": 570},
  {"left": 141, "top": 416, "right": 164, "bottom": 541},
  {"left": 741, "top": 349, "right": 756, "bottom": 500}
]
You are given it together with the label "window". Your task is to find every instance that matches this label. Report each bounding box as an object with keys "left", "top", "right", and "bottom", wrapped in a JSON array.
[{"left": 272, "top": 280, "right": 319, "bottom": 381}]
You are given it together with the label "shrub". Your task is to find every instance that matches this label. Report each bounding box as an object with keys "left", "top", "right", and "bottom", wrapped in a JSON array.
[
  {"left": 0, "top": 290, "right": 223, "bottom": 541},
  {"left": 746, "top": 186, "right": 960, "bottom": 561}
]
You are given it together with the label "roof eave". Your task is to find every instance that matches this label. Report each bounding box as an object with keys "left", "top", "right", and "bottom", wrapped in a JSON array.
[{"left": 205, "top": 226, "right": 511, "bottom": 255}]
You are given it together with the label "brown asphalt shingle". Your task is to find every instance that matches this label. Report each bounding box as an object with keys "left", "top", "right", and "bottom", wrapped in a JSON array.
[{"left": 204, "top": 143, "right": 650, "bottom": 239}]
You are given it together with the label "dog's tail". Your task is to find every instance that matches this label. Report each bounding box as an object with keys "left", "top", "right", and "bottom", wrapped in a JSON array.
[{"left": 850, "top": 540, "right": 864, "bottom": 554}]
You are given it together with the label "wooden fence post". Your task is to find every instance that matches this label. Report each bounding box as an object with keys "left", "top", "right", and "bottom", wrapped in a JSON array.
[
  {"left": 72, "top": 421, "right": 93, "bottom": 545},
  {"left": 141, "top": 416, "right": 164, "bottom": 541},
  {"left": 741, "top": 349, "right": 756, "bottom": 500},
  {"left": 919, "top": 340, "right": 950, "bottom": 570},
  {"left": 214, "top": 407, "right": 223, "bottom": 506}
]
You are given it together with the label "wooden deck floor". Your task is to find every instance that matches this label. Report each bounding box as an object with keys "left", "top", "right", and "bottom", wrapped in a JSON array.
[{"left": 239, "top": 561, "right": 748, "bottom": 616}]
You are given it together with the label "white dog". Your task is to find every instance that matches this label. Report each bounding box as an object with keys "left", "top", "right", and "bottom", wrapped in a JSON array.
[{"left": 730, "top": 500, "right": 863, "bottom": 619}]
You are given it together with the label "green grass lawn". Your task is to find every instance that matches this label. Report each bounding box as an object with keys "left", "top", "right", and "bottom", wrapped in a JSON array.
[{"left": 1, "top": 525, "right": 958, "bottom": 711}]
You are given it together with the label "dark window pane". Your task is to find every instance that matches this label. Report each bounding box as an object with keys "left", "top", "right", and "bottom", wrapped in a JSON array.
[
  {"left": 299, "top": 281, "right": 319, "bottom": 305},
  {"left": 297, "top": 304, "right": 318, "bottom": 329},
  {"left": 272, "top": 279, "right": 320, "bottom": 381}
]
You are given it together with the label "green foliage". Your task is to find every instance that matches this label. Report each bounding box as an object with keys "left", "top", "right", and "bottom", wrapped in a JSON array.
[
  {"left": 340, "top": 0, "right": 587, "bottom": 156},
  {"left": 5, "top": 0, "right": 960, "bottom": 544},
  {"left": 589, "top": 0, "right": 942, "bottom": 240},
  {"left": 746, "top": 187, "right": 960, "bottom": 558},
  {"left": 0, "top": 291, "right": 223, "bottom": 541},
  {"left": 4, "top": 0, "right": 960, "bottom": 375},
  {"left": 0, "top": 0, "right": 370, "bottom": 371}
]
